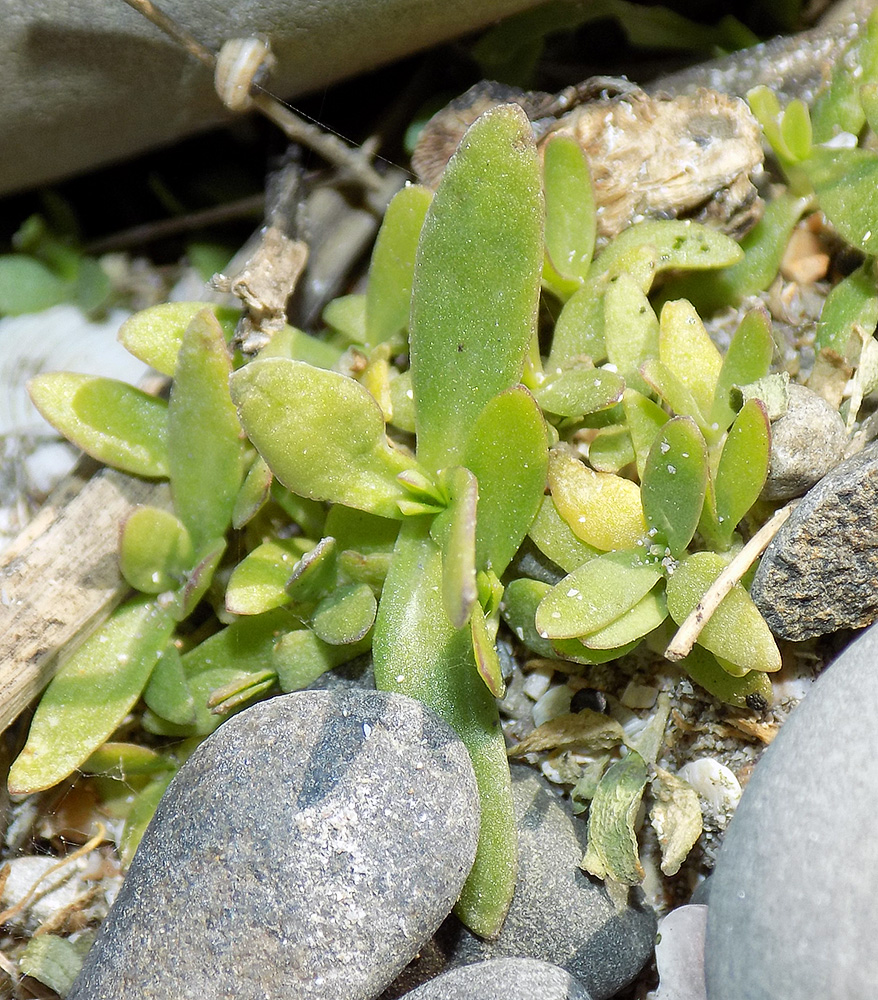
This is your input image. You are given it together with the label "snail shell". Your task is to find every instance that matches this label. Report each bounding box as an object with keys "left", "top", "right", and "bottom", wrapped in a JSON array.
[{"left": 214, "top": 37, "right": 276, "bottom": 112}]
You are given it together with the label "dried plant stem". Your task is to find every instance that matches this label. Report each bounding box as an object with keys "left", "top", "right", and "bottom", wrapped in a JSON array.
[
  {"left": 664, "top": 502, "right": 795, "bottom": 662},
  {"left": 120, "top": 0, "right": 384, "bottom": 190}
]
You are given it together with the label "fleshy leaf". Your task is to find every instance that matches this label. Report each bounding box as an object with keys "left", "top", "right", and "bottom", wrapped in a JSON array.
[
  {"left": 650, "top": 766, "right": 703, "bottom": 876},
  {"left": 410, "top": 104, "right": 543, "bottom": 473},
  {"left": 28, "top": 373, "right": 169, "bottom": 478},
  {"left": 118, "top": 301, "right": 238, "bottom": 376},
  {"left": 168, "top": 309, "right": 245, "bottom": 548},
  {"left": 81, "top": 741, "right": 168, "bottom": 778},
  {"left": 119, "top": 506, "right": 194, "bottom": 594},
  {"left": 588, "top": 425, "right": 635, "bottom": 474},
  {"left": 225, "top": 537, "right": 305, "bottom": 615},
  {"left": 373, "top": 519, "right": 516, "bottom": 938},
  {"left": 255, "top": 324, "right": 342, "bottom": 369},
  {"left": 471, "top": 605, "right": 505, "bottom": 698},
  {"left": 666, "top": 551, "right": 781, "bottom": 673},
  {"left": 703, "top": 399, "right": 770, "bottom": 551},
  {"left": 286, "top": 537, "right": 337, "bottom": 607},
  {"left": 801, "top": 147, "right": 878, "bottom": 256},
  {"left": 19, "top": 934, "right": 84, "bottom": 997},
  {"left": 431, "top": 466, "right": 478, "bottom": 629},
  {"left": 463, "top": 387, "right": 548, "bottom": 575},
  {"left": 641, "top": 416, "right": 708, "bottom": 559},
  {"left": 534, "top": 365, "right": 624, "bottom": 418},
  {"left": 365, "top": 184, "right": 432, "bottom": 347},
  {"left": 231, "top": 358, "right": 419, "bottom": 519},
  {"left": 535, "top": 548, "right": 662, "bottom": 640},
  {"left": 322, "top": 294, "right": 366, "bottom": 343},
  {"left": 119, "top": 773, "right": 175, "bottom": 865},
  {"left": 580, "top": 586, "right": 667, "bottom": 649},
  {"left": 548, "top": 447, "right": 646, "bottom": 551},
  {"left": 604, "top": 272, "right": 660, "bottom": 396},
  {"left": 542, "top": 133, "right": 596, "bottom": 285},
  {"left": 582, "top": 750, "right": 649, "bottom": 885},
  {"left": 8, "top": 598, "right": 174, "bottom": 794},
  {"left": 171, "top": 538, "right": 226, "bottom": 622},
  {"left": 310, "top": 583, "right": 377, "bottom": 645},
  {"left": 207, "top": 670, "right": 277, "bottom": 715},
  {"left": 640, "top": 358, "right": 706, "bottom": 425},
  {"left": 528, "top": 495, "right": 600, "bottom": 574},
  {"left": 677, "top": 643, "right": 773, "bottom": 708},
  {"left": 709, "top": 307, "right": 774, "bottom": 432},
  {"left": 273, "top": 629, "right": 372, "bottom": 692},
  {"left": 143, "top": 645, "right": 195, "bottom": 725},
  {"left": 816, "top": 263, "right": 878, "bottom": 359},
  {"left": 658, "top": 300, "right": 722, "bottom": 422},
  {"left": 624, "top": 389, "right": 669, "bottom": 480},
  {"left": 232, "top": 454, "right": 273, "bottom": 529}
]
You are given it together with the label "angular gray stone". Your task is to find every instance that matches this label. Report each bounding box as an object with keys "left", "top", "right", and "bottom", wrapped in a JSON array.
[
  {"left": 705, "top": 623, "right": 878, "bottom": 999},
  {"left": 402, "top": 958, "right": 592, "bottom": 999},
  {"left": 68, "top": 689, "right": 480, "bottom": 1000},
  {"left": 393, "top": 766, "right": 655, "bottom": 1000},
  {"left": 751, "top": 440, "right": 878, "bottom": 640},
  {"left": 760, "top": 383, "right": 846, "bottom": 501}
]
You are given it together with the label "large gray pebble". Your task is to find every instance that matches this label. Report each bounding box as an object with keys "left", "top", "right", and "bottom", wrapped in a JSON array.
[
  {"left": 68, "top": 689, "right": 480, "bottom": 1000},
  {"left": 402, "top": 958, "right": 592, "bottom": 999},
  {"left": 392, "top": 766, "right": 655, "bottom": 1000},
  {"left": 705, "top": 623, "right": 878, "bottom": 999},
  {"left": 751, "top": 440, "right": 878, "bottom": 639},
  {"left": 1, "top": 0, "right": 546, "bottom": 195}
]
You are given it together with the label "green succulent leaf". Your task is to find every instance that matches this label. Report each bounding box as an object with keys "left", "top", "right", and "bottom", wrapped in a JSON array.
[
  {"left": 666, "top": 551, "right": 781, "bottom": 673},
  {"left": 463, "top": 386, "right": 548, "bottom": 575},
  {"left": 534, "top": 364, "right": 624, "bottom": 418},
  {"left": 322, "top": 293, "right": 366, "bottom": 344},
  {"left": 640, "top": 358, "right": 707, "bottom": 426},
  {"left": 365, "top": 184, "right": 433, "bottom": 348},
  {"left": 119, "top": 772, "right": 176, "bottom": 866},
  {"left": 816, "top": 262, "right": 878, "bottom": 359},
  {"left": 373, "top": 519, "right": 516, "bottom": 938},
  {"left": 28, "top": 373, "right": 169, "bottom": 478},
  {"left": 168, "top": 309, "right": 245, "bottom": 548},
  {"left": 709, "top": 307, "right": 774, "bottom": 432},
  {"left": 582, "top": 750, "right": 649, "bottom": 885},
  {"left": 310, "top": 583, "right": 377, "bottom": 645},
  {"left": 624, "top": 389, "right": 669, "bottom": 480},
  {"left": 8, "top": 597, "right": 174, "bottom": 794},
  {"left": 548, "top": 447, "right": 646, "bottom": 551},
  {"left": 324, "top": 503, "right": 400, "bottom": 555},
  {"left": 641, "top": 416, "right": 708, "bottom": 559},
  {"left": 232, "top": 454, "right": 273, "bottom": 529},
  {"left": 801, "top": 147, "right": 878, "bottom": 256},
  {"left": 19, "top": 934, "right": 85, "bottom": 997},
  {"left": 676, "top": 643, "right": 773, "bottom": 709},
  {"left": 535, "top": 548, "right": 662, "bottom": 640},
  {"left": 117, "top": 301, "right": 238, "bottom": 376},
  {"left": 431, "top": 466, "right": 479, "bottom": 629},
  {"left": 542, "top": 133, "right": 596, "bottom": 286},
  {"left": 143, "top": 644, "right": 195, "bottom": 726},
  {"left": 811, "top": 8, "right": 878, "bottom": 142},
  {"left": 604, "top": 272, "right": 660, "bottom": 396},
  {"left": 119, "top": 506, "right": 194, "bottom": 594},
  {"left": 0, "top": 255, "right": 67, "bottom": 315},
  {"left": 225, "top": 538, "right": 306, "bottom": 616},
  {"left": 703, "top": 399, "right": 770, "bottom": 551},
  {"left": 171, "top": 537, "right": 226, "bottom": 622},
  {"left": 588, "top": 425, "right": 635, "bottom": 474},
  {"left": 207, "top": 670, "right": 278, "bottom": 716},
  {"left": 81, "top": 741, "right": 169, "bottom": 778},
  {"left": 409, "top": 104, "right": 543, "bottom": 473},
  {"left": 528, "top": 495, "right": 599, "bottom": 574},
  {"left": 580, "top": 586, "right": 668, "bottom": 649},
  {"left": 273, "top": 628, "right": 372, "bottom": 692},
  {"left": 286, "top": 537, "right": 338, "bottom": 607},
  {"left": 471, "top": 604, "right": 505, "bottom": 698},
  {"left": 231, "top": 358, "right": 420, "bottom": 519},
  {"left": 658, "top": 300, "right": 722, "bottom": 421},
  {"left": 254, "top": 324, "right": 343, "bottom": 369}
]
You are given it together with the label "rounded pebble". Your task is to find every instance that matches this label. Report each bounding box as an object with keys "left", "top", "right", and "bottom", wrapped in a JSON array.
[
  {"left": 402, "top": 957, "right": 592, "bottom": 999},
  {"left": 705, "top": 623, "right": 878, "bottom": 998},
  {"left": 68, "top": 689, "right": 480, "bottom": 1000}
]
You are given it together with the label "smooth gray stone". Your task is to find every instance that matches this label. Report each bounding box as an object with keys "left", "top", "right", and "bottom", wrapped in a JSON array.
[
  {"left": 751, "top": 440, "right": 878, "bottom": 639},
  {"left": 0, "top": 0, "right": 547, "bottom": 195},
  {"left": 418, "top": 766, "right": 656, "bottom": 1000},
  {"left": 760, "top": 383, "right": 846, "bottom": 501},
  {"left": 68, "top": 689, "right": 480, "bottom": 1000},
  {"left": 705, "top": 623, "right": 878, "bottom": 999},
  {"left": 402, "top": 958, "right": 592, "bottom": 999}
]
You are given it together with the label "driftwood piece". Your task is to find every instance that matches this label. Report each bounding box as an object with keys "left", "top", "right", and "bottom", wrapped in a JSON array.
[{"left": 0, "top": 469, "right": 170, "bottom": 736}]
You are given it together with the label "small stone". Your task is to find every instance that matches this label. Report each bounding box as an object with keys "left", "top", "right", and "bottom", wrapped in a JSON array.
[
  {"left": 649, "top": 905, "right": 707, "bottom": 1000},
  {"left": 705, "top": 622, "right": 878, "bottom": 998},
  {"left": 394, "top": 765, "right": 656, "bottom": 1000},
  {"left": 760, "top": 383, "right": 846, "bottom": 501},
  {"left": 68, "top": 689, "right": 480, "bottom": 1000},
  {"left": 401, "top": 958, "right": 593, "bottom": 999},
  {"left": 751, "top": 440, "right": 878, "bottom": 639}
]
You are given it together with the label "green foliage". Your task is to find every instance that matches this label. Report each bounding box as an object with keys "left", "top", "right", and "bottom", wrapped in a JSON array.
[{"left": 16, "top": 36, "right": 878, "bottom": 913}]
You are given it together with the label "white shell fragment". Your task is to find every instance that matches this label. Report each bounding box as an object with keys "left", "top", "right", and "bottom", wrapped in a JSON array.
[{"left": 678, "top": 758, "right": 742, "bottom": 823}]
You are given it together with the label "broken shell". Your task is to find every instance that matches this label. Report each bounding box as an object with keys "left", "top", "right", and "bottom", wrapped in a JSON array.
[
  {"left": 214, "top": 37, "right": 276, "bottom": 112},
  {"left": 678, "top": 758, "right": 742, "bottom": 820}
]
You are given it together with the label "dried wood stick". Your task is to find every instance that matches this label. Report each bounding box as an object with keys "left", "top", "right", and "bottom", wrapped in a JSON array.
[{"left": 0, "top": 470, "right": 170, "bottom": 736}]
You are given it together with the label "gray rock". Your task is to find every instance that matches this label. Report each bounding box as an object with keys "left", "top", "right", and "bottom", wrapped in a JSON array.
[
  {"left": 401, "top": 958, "right": 592, "bottom": 999},
  {"left": 751, "top": 440, "right": 878, "bottom": 639},
  {"left": 0, "top": 0, "right": 546, "bottom": 195},
  {"left": 394, "top": 766, "right": 655, "bottom": 1000},
  {"left": 704, "top": 622, "right": 878, "bottom": 999},
  {"left": 760, "top": 383, "right": 846, "bottom": 501},
  {"left": 68, "top": 689, "right": 480, "bottom": 1000}
]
